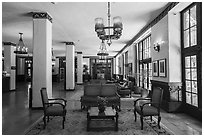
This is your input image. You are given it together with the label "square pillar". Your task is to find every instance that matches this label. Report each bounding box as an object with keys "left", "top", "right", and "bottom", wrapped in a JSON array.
[
  {"left": 3, "top": 42, "right": 16, "bottom": 90},
  {"left": 77, "top": 52, "right": 83, "bottom": 84},
  {"left": 32, "top": 12, "right": 52, "bottom": 108},
  {"left": 65, "top": 42, "right": 75, "bottom": 90}
]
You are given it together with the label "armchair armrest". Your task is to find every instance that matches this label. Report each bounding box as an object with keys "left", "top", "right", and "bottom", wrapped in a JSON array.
[
  {"left": 115, "top": 92, "right": 121, "bottom": 98},
  {"left": 45, "top": 102, "right": 66, "bottom": 109},
  {"left": 48, "top": 98, "right": 67, "bottom": 106},
  {"left": 134, "top": 98, "right": 151, "bottom": 106},
  {"left": 140, "top": 102, "right": 160, "bottom": 111}
]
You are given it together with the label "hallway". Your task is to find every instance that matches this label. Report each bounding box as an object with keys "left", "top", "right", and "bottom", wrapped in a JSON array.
[{"left": 2, "top": 81, "right": 202, "bottom": 135}]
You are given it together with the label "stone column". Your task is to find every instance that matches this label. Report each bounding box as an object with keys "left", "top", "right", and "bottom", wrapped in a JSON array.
[
  {"left": 65, "top": 42, "right": 75, "bottom": 90},
  {"left": 32, "top": 12, "right": 52, "bottom": 108},
  {"left": 3, "top": 42, "right": 16, "bottom": 90},
  {"left": 77, "top": 52, "right": 83, "bottom": 84}
]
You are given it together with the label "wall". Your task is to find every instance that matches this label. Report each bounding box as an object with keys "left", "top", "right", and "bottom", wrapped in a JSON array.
[
  {"left": 168, "top": 12, "right": 182, "bottom": 82},
  {"left": 151, "top": 15, "right": 169, "bottom": 83}
]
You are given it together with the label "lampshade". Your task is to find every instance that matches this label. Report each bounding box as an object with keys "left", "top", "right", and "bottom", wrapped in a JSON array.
[
  {"left": 95, "top": 18, "right": 104, "bottom": 32},
  {"left": 113, "top": 16, "right": 123, "bottom": 31}
]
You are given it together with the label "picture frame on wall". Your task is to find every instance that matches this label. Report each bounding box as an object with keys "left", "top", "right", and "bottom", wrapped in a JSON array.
[
  {"left": 159, "top": 59, "right": 166, "bottom": 77},
  {"left": 153, "top": 60, "right": 159, "bottom": 77}
]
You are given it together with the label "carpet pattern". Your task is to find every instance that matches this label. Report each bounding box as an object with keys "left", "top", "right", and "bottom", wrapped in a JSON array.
[{"left": 25, "top": 108, "right": 171, "bottom": 135}]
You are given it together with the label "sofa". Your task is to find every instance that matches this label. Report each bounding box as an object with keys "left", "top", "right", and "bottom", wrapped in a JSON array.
[
  {"left": 80, "top": 84, "right": 120, "bottom": 110},
  {"left": 116, "top": 81, "right": 134, "bottom": 98}
]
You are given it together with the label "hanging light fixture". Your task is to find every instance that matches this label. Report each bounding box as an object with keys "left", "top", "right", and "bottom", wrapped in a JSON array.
[
  {"left": 97, "top": 40, "right": 109, "bottom": 62},
  {"left": 14, "top": 32, "right": 28, "bottom": 54},
  {"left": 95, "top": 2, "right": 123, "bottom": 46}
]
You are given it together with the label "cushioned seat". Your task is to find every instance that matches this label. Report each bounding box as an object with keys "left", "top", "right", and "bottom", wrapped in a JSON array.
[
  {"left": 80, "top": 96, "right": 98, "bottom": 102},
  {"left": 46, "top": 106, "right": 67, "bottom": 116},
  {"left": 135, "top": 106, "right": 158, "bottom": 116}
]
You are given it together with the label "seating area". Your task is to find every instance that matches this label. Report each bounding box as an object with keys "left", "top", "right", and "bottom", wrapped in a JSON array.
[
  {"left": 80, "top": 84, "right": 120, "bottom": 110},
  {"left": 2, "top": 2, "right": 202, "bottom": 135}
]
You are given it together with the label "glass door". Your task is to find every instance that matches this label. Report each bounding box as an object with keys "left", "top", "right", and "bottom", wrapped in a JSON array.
[{"left": 181, "top": 3, "right": 202, "bottom": 119}]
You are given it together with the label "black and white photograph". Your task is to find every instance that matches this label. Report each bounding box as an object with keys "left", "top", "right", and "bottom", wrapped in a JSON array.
[
  {"left": 159, "top": 59, "right": 166, "bottom": 77},
  {"left": 1, "top": 1, "right": 202, "bottom": 135}
]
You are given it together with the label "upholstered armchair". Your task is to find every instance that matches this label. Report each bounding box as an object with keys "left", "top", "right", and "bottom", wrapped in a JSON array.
[
  {"left": 116, "top": 82, "right": 132, "bottom": 98},
  {"left": 133, "top": 87, "right": 163, "bottom": 130},
  {"left": 40, "top": 88, "right": 67, "bottom": 129}
]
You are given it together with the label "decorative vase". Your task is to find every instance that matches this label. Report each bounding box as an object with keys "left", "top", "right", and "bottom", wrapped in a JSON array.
[{"left": 98, "top": 104, "right": 106, "bottom": 113}]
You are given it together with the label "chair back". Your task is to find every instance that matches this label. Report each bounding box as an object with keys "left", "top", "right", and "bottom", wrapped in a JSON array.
[
  {"left": 40, "top": 88, "right": 49, "bottom": 109},
  {"left": 101, "top": 84, "right": 117, "bottom": 97},
  {"left": 151, "top": 87, "right": 163, "bottom": 108},
  {"left": 84, "top": 84, "right": 101, "bottom": 96}
]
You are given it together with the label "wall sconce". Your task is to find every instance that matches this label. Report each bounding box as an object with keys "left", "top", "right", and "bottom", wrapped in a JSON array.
[
  {"left": 153, "top": 43, "right": 160, "bottom": 52},
  {"left": 153, "top": 41, "right": 164, "bottom": 52}
]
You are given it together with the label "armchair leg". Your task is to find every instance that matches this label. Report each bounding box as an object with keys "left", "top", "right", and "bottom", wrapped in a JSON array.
[
  {"left": 62, "top": 116, "right": 65, "bottom": 129},
  {"left": 140, "top": 116, "right": 143, "bottom": 130},
  {"left": 158, "top": 116, "right": 161, "bottom": 129},
  {"left": 43, "top": 116, "right": 46, "bottom": 129},
  {"left": 47, "top": 116, "right": 49, "bottom": 122},
  {"left": 134, "top": 109, "right": 137, "bottom": 122},
  {"left": 150, "top": 116, "right": 152, "bottom": 121}
]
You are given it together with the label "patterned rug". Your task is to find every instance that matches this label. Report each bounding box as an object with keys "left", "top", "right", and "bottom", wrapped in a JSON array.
[{"left": 25, "top": 108, "right": 171, "bottom": 135}]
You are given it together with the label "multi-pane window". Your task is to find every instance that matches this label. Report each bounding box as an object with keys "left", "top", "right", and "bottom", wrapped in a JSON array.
[
  {"left": 138, "top": 35, "right": 152, "bottom": 90},
  {"left": 185, "top": 55, "right": 198, "bottom": 106},
  {"left": 182, "top": 3, "right": 201, "bottom": 108},
  {"left": 183, "top": 5, "right": 197, "bottom": 48}
]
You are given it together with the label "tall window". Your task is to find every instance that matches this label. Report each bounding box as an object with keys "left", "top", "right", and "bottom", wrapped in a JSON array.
[
  {"left": 181, "top": 3, "right": 201, "bottom": 109},
  {"left": 138, "top": 35, "right": 152, "bottom": 90}
]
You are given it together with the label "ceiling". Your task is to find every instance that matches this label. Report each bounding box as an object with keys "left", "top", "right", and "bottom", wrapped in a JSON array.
[{"left": 2, "top": 2, "right": 169, "bottom": 57}]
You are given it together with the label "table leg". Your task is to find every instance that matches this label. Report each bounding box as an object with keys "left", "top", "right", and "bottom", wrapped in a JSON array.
[
  {"left": 115, "top": 113, "right": 118, "bottom": 131},
  {"left": 87, "top": 113, "right": 90, "bottom": 131}
]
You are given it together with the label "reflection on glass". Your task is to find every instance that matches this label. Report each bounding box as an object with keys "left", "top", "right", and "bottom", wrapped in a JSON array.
[
  {"left": 192, "top": 94, "right": 198, "bottom": 107},
  {"left": 184, "top": 10, "right": 189, "bottom": 29},
  {"left": 185, "top": 56, "right": 190, "bottom": 68},
  {"left": 186, "top": 80, "right": 191, "bottom": 91},
  {"left": 184, "top": 30, "right": 190, "bottom": 48},
  {"left": 191, "top": 55, "right": 197, "bottom": 67},
  {"left": 191, "top": 69, "right": 197, "bottom": 80},
  {"left": 192, "top": 81, "right": 197, "bottom": 93},
  {"left": 185, "top": 69, "right": 191, "bottom": 79},
  {"left": 190, "top": 5, "right": 197, "bottom": 26},
  {"left": 186, "top": 92, "right": 191, "bottom": 104},
  {"left": 190, "top": 26, "right": 197, "bottom": 46}
]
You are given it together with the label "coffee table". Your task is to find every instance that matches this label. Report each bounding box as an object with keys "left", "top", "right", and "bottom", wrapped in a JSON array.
[{"left": 87, "top": 107, "right": 118, "bottom": 131}]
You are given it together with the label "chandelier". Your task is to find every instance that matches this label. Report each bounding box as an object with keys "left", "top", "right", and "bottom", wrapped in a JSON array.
[
  {"left": 95, "top": 2, "right": 123, "bottom": 46},
  {"left": 97, "top": 40, "right": 109, "bottom": 61},
  {"left": 14, "top": 33, "right": 28, "bottom": 54}
]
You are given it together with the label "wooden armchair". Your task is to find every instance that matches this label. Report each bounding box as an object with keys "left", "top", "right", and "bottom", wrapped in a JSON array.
[
  {"left": 40, "top": 88, "right": 67, "bottom": 129},
  {"left": 133, "top": 87, "right": 163, "bottom": 130}
]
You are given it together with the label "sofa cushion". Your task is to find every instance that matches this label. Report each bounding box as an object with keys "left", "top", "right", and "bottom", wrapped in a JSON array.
[
  {"left": 81, "top": 96, "right": 98, "bottom": 102},
  {"left": 84, "top": 84, "right": 101, "bottom": 96},
  {"left": 106, "top": 96, "right": 120, "bottom": 102},
  {"left": 101, "top": 84, "right": 117, "bottom": 97}
]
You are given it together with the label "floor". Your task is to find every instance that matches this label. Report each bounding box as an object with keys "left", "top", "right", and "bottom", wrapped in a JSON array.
[{"left": 2, "top": 81, "right": 202, "bottom": 135}]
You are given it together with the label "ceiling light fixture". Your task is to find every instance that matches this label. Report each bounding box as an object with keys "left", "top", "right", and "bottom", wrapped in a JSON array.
[
  {"left": 14, "top": 32, "right": 28, "bottom": 54},
  {"left": 95, "top": 2, "right": 123, "bottom": 46},
  {"left": 97, "top": 40, "right": 109, "bottom": 61}
]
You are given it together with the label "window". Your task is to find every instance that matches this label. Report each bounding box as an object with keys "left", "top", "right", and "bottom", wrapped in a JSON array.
[
  {"left": 181, "top": 3, "right": 201, "bottom": 109},
  {"left": 138, "top": 35, "right": 152, "bottom": 90}
]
